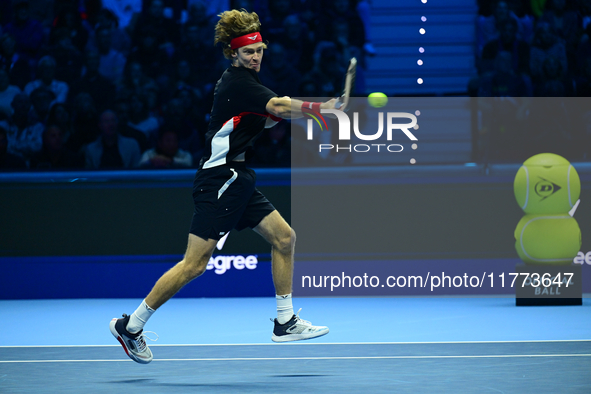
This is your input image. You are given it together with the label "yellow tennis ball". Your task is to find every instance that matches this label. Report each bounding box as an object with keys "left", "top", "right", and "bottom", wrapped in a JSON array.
[
  {"left": 513, "top": 153, "right": 580, "bottom": 214},
  {"left": 368, "top": 92, "right": 388, "bottom": 108},
  {"left": 514, "top": 214, "right": 581, "bottom": 265}
]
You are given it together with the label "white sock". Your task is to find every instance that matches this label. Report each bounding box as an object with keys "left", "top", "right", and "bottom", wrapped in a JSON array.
[
  {"left": 276, "top": 294, "right": 294, "bottom": 325},
  {"left": 126, "top": 299, "right": 156, "bottom": 334}
]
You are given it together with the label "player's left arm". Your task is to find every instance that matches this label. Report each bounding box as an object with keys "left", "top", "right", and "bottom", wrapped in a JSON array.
[{"left": 266, "top": 96, "right": 339, "bottom": 120}]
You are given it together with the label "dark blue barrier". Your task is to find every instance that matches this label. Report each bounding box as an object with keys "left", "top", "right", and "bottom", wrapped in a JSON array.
[
  {"left": 0, "top": 255, "right": 274, "bottom": 299},
  {"left": 2, "top": 164, "right": 590, "bottom": 299},
  {"left": 0, "top": 168, "right": 291, "bottom": 186}
]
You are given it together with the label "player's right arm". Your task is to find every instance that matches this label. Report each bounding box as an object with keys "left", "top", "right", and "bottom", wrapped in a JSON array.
[{"left": 266, "top": 96, "right": 338, "bottom": 120}]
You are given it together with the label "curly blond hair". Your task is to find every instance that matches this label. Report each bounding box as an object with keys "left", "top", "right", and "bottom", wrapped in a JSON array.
[{"left": 214, "top": 9, "right": 267, "bottom": 59}]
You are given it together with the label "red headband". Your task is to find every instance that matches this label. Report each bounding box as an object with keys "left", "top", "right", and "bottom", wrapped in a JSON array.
[{"left": 230, "top": 32, "right": 263, "bottom": 50}]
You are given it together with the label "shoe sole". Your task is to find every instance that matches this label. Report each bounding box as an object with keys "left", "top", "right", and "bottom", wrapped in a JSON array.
[
  {"left": 109, "top": 318, "right": 152, "bottom": 364},
  {"left": 271, "top": 328, "right": 329, "bottom": 343}
]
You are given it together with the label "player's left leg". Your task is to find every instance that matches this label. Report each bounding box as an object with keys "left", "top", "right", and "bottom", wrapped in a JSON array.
[
  {"left": 253, "top": 210, "right": 329, "bottom": 342},
  {"left": 110, "top": 234, "right": 217, "bottom": 364}
]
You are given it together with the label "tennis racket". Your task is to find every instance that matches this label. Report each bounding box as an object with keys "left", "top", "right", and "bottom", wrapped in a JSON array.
[{"left": 335, "top": 57, "right": 357, "bottom": 111}]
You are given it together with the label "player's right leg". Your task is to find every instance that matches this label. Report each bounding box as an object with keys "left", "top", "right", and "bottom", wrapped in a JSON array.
[
  {"left": 110, "top": 234, "right": 217, "bottom": 364},
  {"left": 253, "top": 210, "right": 329, "bottom": 342}
]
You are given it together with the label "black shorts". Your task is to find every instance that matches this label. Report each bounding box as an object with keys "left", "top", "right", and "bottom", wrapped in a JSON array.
[{"left": 189, "top": 163, "right": 276, "bottom": 240}]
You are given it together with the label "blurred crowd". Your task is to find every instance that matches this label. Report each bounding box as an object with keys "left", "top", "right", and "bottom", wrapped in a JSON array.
[
  {"left": 472, "top": 0, "right": 591, "bottom": 162},
  {"left": 472, "top": 0, "right": 591, "bottom": 97},
  {"left": 3, "top": 0, "right": 587, "bottom": 171},
  {"left": 0, "top": 0, "right": 373, "bottom": 170}
]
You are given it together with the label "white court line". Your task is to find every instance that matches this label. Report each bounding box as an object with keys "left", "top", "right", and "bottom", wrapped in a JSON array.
[
  {"left": 1, "top": 354, "right": 590, "bottom": 363},
  {"left": 1, "top": 339, "right": 590, "bottom": 348}
]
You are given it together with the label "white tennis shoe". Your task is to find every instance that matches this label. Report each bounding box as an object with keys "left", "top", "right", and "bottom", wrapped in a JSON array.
[
  {"left": 109, "top": 314, "right": 156, "bottom": 364},
  {"left": 271, "top": 308, "right": 329, "bottom": 342}
]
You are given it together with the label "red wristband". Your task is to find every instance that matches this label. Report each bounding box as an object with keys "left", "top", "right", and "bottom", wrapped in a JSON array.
[{"left": 301, "top": 101, "right": 322, "bottom": 114}]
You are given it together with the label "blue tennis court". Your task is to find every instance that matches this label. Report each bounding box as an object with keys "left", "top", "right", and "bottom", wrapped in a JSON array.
[
  {"left": 2, "top": 146, "right": 590, "bottom": 393},
  {"left": 1, "top": 297, "right": 590, "bottom": 393}
]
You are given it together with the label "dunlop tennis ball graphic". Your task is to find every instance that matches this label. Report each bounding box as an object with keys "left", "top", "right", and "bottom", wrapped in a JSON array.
[
  {"left": 514, "top": 153, "right": 580, "bottom": 214},
  {"left": 514, "top": 214, "right": 581, "bottom": 265}
]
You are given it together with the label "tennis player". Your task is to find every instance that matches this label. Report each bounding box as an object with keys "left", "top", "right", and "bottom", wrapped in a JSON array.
[{"left": 110, "top": 9, "right": 339, "bottom": 364}]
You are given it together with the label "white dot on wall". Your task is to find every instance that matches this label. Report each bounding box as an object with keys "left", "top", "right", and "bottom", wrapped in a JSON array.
[
  {"left": 421, "top": 0, "right": 427, "bottom": 3},
  {"left": 419, "top": 28, "right": 426, "bottom": 35},
  {"left": 415, "top": 110, "right": 421, "bottom": 116},
  {"left": 417, "top": 78, "right": 423, "bottom": 84},
  {"left": 413, "top": 124, "right": 419, "bottom": 130},
  {"left": 417, "top": 59, "right": 423, "bottom": 66},
  {"left": 421, "top": 16, "right": 427, "bottom": 22},
  {"left": 419, "top": 47, "right": 425, "bottom": 53},
  {"left": 410, "top": 158, "right": 417, "bottom": 164},
  {"left": 412, "top": 144, "right": 418, "bottom": 150}
]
